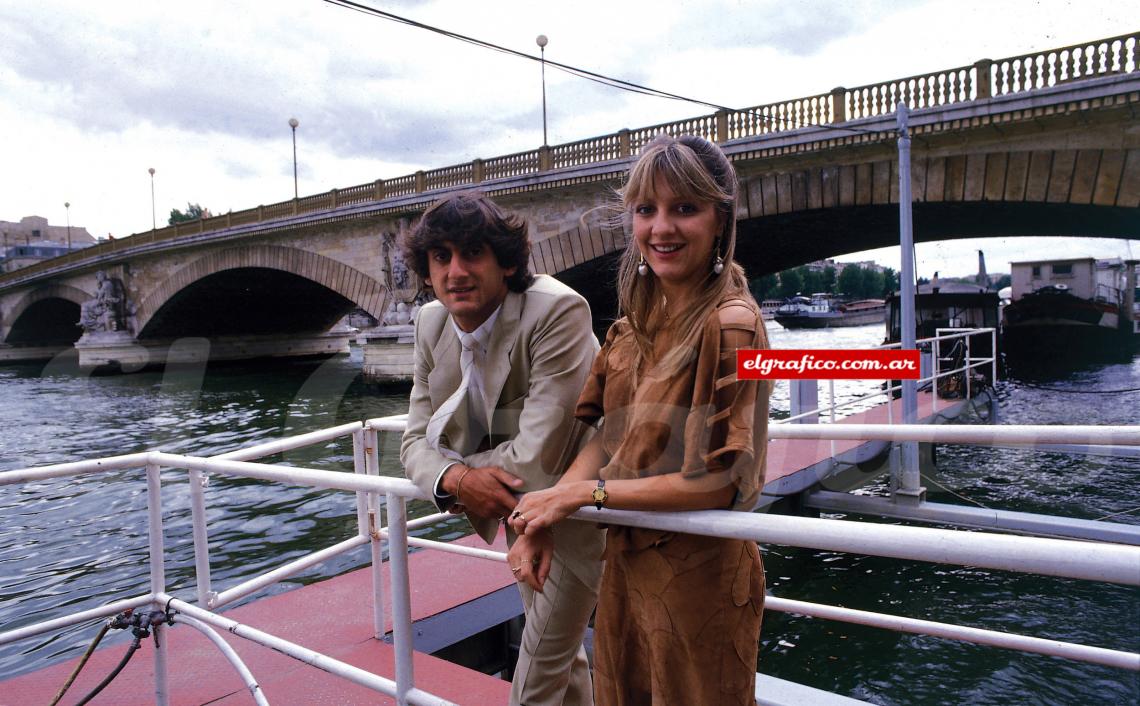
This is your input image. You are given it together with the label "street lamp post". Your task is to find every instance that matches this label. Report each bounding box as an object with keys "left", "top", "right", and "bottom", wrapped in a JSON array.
[
  {"left": 289, "top": 117, "right": 300, "bottom": 198},
  {"left": 148, "top": 167, "right": 156, "bottom": 230},
  {"left": 64, "top": 201, "right": 72, "bottom": 250},
  {"left": 536, "top": 34, "right": 548, "bottom": 146}
]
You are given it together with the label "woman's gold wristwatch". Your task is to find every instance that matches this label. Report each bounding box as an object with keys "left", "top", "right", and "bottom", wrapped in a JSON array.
[{"left": 592, "top": 479, "right": 608, "bottom": 510}]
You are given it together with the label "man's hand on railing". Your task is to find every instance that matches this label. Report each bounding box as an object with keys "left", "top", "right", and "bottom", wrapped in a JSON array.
[{"left": 440, "top": 464, "right": 523, "bottom": 520}]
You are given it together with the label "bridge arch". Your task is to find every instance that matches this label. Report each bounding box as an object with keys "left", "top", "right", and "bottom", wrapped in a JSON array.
[
  {"left": 6, "top": 283, "right": 92, "bottom": 327},
  {"left": 3, "top": 283, "right": 92, "bottom": 345},
  {"left": 135, "top": 245, "right": 387, "bottom": 336},
  {"left": 535, "top": 146, "right": 1139, "bottom": 280},
  {"left": 726, "top": 146, "right": 1139, "bottom": 274}
]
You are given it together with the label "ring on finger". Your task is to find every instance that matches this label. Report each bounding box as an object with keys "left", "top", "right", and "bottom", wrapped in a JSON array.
[
  {"left": 510, "top": 566, "right": 522, "bottom": 573},
  {"left": 510, "top": 510, "right": 523, "bottom": 520}
]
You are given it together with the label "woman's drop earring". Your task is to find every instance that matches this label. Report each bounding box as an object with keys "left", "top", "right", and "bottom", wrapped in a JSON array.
[
  {"left": 637, "top": 253, "right": 649, "bottom": 276},
  {"left": 712, "top": 238, "right": 724, "bottom": 275}
]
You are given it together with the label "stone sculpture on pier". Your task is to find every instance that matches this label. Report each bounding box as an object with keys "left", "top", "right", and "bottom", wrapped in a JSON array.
[{"left": 78, "top": 270, "right": 131, "bottom": 334}]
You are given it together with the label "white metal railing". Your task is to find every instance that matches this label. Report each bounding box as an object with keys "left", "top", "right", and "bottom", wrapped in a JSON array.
[
  {"left": 1, "top": 419, "right": 1138, "bottom": 706},
  {"left": 777, "top": 326, "right": 997, "bottom": 425}
]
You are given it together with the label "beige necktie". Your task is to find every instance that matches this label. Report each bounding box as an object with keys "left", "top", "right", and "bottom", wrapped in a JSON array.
[{"left": 425, "top": 332, "right": 479, "bottom": 460}]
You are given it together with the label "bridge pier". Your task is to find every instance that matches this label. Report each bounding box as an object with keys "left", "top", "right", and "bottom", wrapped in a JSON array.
[
  {"left": 73, "top": 329, "right": 353, "bottom": 373},
  {"left": 361, "top": 326, "right": 414, "bottom": 384}
]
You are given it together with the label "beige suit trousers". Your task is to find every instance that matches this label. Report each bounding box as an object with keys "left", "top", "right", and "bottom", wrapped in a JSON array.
[{"left": 509, "top": 529, "right": 600, "bottom": 706}]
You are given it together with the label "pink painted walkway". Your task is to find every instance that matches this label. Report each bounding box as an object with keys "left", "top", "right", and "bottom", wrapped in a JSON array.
[{"left": 2, "top": 534, "right": 514, "bottom": 705}]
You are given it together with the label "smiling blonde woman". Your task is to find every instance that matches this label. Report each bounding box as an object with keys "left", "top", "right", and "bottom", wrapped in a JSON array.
[{"left": 509, "top": 134, "right": 771, "bottom": 705}]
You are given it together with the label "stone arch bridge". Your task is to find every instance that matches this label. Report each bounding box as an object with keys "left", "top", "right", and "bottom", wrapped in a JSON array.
[{"left": 1, "top": 32, "right": 1137, "bottom": 370}]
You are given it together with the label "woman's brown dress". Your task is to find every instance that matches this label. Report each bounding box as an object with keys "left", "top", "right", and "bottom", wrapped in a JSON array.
[{"left": 574, "top": 298, "right": 770, "bottom": 706}]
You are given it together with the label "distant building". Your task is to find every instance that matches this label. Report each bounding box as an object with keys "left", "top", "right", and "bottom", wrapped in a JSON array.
[
  {"left": 0, "top": 215, "right": 96, "bottom": 273},
  {"left": 839, "top": 259, "right": 888, "bottom": 274},
  {"left": 804, "top": 258, "right": 841, "bottom": 273},
  {"left": 805, "top": 258, "right": 889, "bottom": 274}
]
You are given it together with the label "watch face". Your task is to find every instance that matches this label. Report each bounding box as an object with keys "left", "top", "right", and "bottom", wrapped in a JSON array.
[{"left": 592, "top": 488, "right": 605, "bottom": 501}]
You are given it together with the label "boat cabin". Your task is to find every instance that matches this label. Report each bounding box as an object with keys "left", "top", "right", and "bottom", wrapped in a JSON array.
[
  {"left": 885, "top": 282, "right": 1000, "bottom": 387},
  {"left": 885, "top": 282, "right": 1000, "bottom": 344},
  {"left": 1010, "top": 257, "right": 1127, "bottom": 304}
]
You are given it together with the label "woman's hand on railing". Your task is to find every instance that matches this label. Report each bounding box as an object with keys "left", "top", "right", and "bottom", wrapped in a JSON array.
[
  {"left": 508, "top": 482, "right": 589, "bottom": 536},
  {"left": 507, "top": 530, "right": 553, "bottom": 592}
]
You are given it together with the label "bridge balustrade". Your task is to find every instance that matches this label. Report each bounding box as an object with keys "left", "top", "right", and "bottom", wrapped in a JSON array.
[
  {"left": 991, "top": 34, "right": 1138, "bottom": 95},
  {"left": 382, "top": 174, "right": 418, "bottom": 199},
  {"left": 845, "top": 67, "right": 974, "bottom": 120},
  {"left": 483, "top": 149, "right": 542, "bottom": 180},
  {"left": 551, "top": 132, "right": 625, "bottom": 168},
  {"left": 424, "top": 163, "right": 474, "bottom": 191},
  {"left": 338, "top": 181, "right": 381, "bottom": 207}
]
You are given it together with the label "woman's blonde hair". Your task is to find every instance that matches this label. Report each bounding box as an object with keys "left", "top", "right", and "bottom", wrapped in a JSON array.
[{"left": 617, "top": 134, "right": 752, "bottom": 374}]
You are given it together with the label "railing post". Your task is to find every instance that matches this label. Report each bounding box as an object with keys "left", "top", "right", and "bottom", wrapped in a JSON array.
[
  {"left": 991, "top": 329, "right": 998, "bottom": 385},
  {"left": 932, "top": 336, "right": 941, "bottom": 415},
  {"left": 965, "top": 335, "right": 973, "bottom": 400},
  {"left": 831, "top": 86, "right": 847, "bottom": 123},
  {"left": 790, "top": 380, "right": 819, "bottom": 424},
  {"left": 189, "top": 468, "right": 215, "bottom": 608},
  {"left": 715, "top": 109, "right": 729, "bottom": 143},
  {"left": 828, "top": 379, "right": 837, "bottom": 458},
  {"left": 146, "top": 462, "right": 170, "bottom": 706},
  {"left": 330, "top": 188, "right": 339, "bottom": 208},
  {"left": 974, "top": 59, "right": 993, "bottom": 99},
  {"left": 352, "top": 430, "right": 370, "bottom": 543},
  {"left": 538, "top": 145, "right": 552, "bottom": 171},
  {"left": 364, "top": 427, "right": 386, "bottom": 639},
  {"left": 292, "top": 198, "right": 299, "bottom": 216},
  {"left": 414, "top": 170, "right": 426, "bottom": 193},
  {"left": 895, "top": 103, "right": 925, "bottom": 505},
  {"left": 386, "top": 492, "right": 414, "bottom": 706},
  {"left": 472, "top": 158, "right": 484, "bottom": 183},
  {"left": 374, "top": 179, "right": 386, "bottom": 200},
  {"left": 355, "top": 428, "right": 387, "bottom": 639},
  {"left": 618, "top": 128, "right": 631, "bottom": 157},
  {"left": 257, "top": 205, "right": 264, "bottom": 222}
]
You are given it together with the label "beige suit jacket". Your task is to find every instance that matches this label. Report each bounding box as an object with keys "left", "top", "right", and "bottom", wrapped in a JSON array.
[{"left": 401, "top": 275, "right": 605, "bottom": 574}]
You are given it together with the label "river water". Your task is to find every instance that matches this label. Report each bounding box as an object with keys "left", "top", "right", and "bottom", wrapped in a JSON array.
[{"left": 1, "top": 327, "right": 1137, "bottom": 704}]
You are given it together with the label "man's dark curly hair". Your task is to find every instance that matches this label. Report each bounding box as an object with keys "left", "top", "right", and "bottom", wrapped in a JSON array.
[{"left": 402, "top": 192, "right": 534, "bottom": 293}]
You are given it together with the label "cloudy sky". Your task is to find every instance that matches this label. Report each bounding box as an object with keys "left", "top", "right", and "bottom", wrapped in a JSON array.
[{"left": 2, "top": 0, "right": 1136, "bottom": 277}]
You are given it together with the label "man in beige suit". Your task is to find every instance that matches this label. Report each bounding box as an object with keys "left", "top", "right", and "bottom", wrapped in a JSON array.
[{"left": 401, "top": 192, "right": 605, "bottom": 706}]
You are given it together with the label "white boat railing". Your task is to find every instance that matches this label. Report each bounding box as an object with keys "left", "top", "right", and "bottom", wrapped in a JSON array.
[
  {"left": 778, "top": 326, "right": 998, "bottom": 428},
  {"left": 1, "top": 419, "right": 1138, "bottom": 705}
]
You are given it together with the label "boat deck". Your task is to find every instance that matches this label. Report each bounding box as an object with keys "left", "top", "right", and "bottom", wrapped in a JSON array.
[
  {"left": 2, "top": 534, "right": 516, "bottom": 705},
  {"left": 2, "top": 389, "right": 975, "bottom": 704}
]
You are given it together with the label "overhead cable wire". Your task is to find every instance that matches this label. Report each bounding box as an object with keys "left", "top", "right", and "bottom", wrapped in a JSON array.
[
  {"left": 322, "top": 0, "right": 731, "bottom": 109},
  {"left": 321, "top": 0, "right": 889, "bottom": 136}
]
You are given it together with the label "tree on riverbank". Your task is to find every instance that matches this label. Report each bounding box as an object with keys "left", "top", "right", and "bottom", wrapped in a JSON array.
[{"left": 753, "top": 263, "right": 898, "bottom": 300}]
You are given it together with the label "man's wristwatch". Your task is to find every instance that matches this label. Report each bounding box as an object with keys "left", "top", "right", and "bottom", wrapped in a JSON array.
[{"left": 592, "top": 479, "right": 608, "bottom": 510}]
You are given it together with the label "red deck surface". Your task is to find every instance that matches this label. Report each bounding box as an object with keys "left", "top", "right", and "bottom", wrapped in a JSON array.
[
  {"left": 4, "top": 391, "right": 967, "bottom": 704},
  {"left": 2, "top": 533, "right": 514, "bottom": 706}
]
